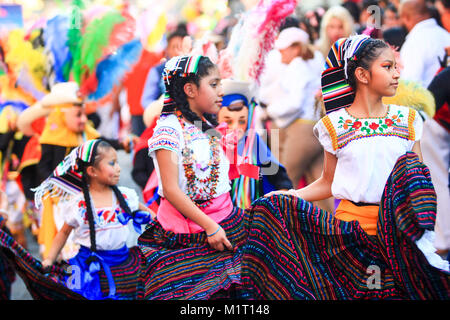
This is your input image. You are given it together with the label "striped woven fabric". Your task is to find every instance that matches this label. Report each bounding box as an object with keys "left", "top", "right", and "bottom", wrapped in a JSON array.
[
  {"left": 321, "top": 35, "right": 371, "bottom": 114},
  {"left": 377, "top": 153, "right": 449, "bottom": 299},
  {"left": 96, "top": 247, "right": 142, "bottom": 300},
  {"left": 0, "top": 217, "right": 15, "bottom": 300},
  {"left": 0, "top": 226, "right": 85, "bottom": 300},
  {"left": 0, "top": 226, "right": 142, "bottom": 300},
  {"left": 137, "top": 206, "right": 251, "bottom": 300},
  {"left": 241, "top": 152, "right": 450, "bottom": 299}
]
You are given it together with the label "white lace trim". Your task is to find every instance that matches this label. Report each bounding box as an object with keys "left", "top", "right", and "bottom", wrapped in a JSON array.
[{"left": 415, "top": 230, "right": 449, "bottom": 272}]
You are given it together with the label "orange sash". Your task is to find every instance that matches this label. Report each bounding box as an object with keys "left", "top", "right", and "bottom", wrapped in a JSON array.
[{"left": 335, "top": 200, "right": 379, "bottom": 236}]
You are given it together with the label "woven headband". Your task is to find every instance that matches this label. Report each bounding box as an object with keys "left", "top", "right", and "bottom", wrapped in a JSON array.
[
  {"left": 33, "top": 139, "right": 104, "bottom": 208},
  {"left": 321, "top": 35, "right": 372, "bottom": 114},
  {"left": 161, "top": 55, "right": 203, "bottom": 115}
]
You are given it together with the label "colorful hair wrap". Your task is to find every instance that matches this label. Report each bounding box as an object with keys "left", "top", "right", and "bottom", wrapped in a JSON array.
[
  {"left": 33, "top": 139, "right": 102, "bottom": 209},
  {"left": 321, "top": 34, "right": 372, "bottom": 114},
  {"left": 161, "top": 55, "right": 203, "bottom": 114}
]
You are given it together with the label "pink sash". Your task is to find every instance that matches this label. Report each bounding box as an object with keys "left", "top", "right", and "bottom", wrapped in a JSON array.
[{"left": 156, "top": 192, "right": 234, "bottom": 234}]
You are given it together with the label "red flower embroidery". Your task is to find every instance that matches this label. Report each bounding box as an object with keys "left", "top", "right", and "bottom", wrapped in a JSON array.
[
  {"left": 369, "top": 122, "right": 379, "bottom": 130},
  {"left": 385, "top": 118, "right": 394, "bottom": 126},
  {"left": 352, "top": 121, "right": 362, "bottom": 129}
]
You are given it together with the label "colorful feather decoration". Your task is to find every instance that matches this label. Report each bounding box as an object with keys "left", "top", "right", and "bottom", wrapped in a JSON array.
[
  {"left": 63, "top": 0, "right": 85, "bottom": 80},
  {"left": 218, "top": 0, "right": 297, "bottom": 85},
  {"left": 44, "top": 15, "right": 70, "bottom": 84},
  {"left": 71, "top": 10, "right": 125, "bottom": 85},
  {"left": 102, "top": 10, "right": 136, "bottom": 58},
  {"left": 86, "top": 39, "right": 142, "bottom": 100},
  {"left": 4, "top": 29, "right": 48, "bottom": 100}
]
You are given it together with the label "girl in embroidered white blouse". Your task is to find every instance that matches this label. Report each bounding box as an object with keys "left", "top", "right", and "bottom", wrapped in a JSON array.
[
  {"left": 266, "top": 35, "right": 423, "bottom": 223},
  {"left": 148, "top": 56, "right": 235, "bottom": 252}
]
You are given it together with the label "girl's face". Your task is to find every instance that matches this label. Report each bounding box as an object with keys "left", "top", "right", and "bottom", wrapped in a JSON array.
[
  {"left": 217, "top": 103, "right": 248, "bottom": 140},
  {"left": 367, "top": 47, "right": 400, "bottom": 97},
  {"left": 64, "top": 105, "right": 87, "bottom": 133},
  {"left": 90, "top": 147, "right": 121, "bottom": 186},
  {"left": 188, "top": 67, "right": 224, "bottom": 116},
  {"left": 279, "top": 43, "right": 302, "bottom": 64},
  {"left": 326, "top": 17, "right": 345, "bottom": 44}
]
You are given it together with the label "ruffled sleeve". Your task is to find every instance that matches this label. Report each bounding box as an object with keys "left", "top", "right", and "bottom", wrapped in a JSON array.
[
  {"left": 409, "top": 108, "right": 424, "bottom": 142},
  {"left": 60, "top": 196, "right": 83, "bottom": 229},
  {"left": 147, "top": 115, "right": 182, "bottom": 158},
  {"left": 313, "top": 116, "right": 337, "bottom": 155},
  {"left": 117, "top": 186, "right": 140, "bottom": 212}
]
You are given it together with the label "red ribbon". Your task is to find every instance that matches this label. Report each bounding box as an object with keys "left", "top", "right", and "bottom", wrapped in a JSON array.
[{"left": 216, "top": 122, "right": 260, "bottom": 180}]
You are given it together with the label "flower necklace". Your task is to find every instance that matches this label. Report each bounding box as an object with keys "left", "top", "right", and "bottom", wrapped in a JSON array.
[{"left": 176, "top": 111, "right": 221, "bottom": 206}]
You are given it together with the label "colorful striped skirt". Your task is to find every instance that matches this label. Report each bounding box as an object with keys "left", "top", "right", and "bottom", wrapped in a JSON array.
[
  {"left": 137, "top": 206, "right": 250, "bottom": 300},
  {"left": 1, "top": 152, "right": 448, "bottom": 300},
  {"left": 241, "top": 152, "right": 450, "bottom": 299},
  {"left": 0, "top": 217, "right": 15, "bottom": 300},
  {"left": 0, "top": 223, "right": 142, "bottom": 300}
]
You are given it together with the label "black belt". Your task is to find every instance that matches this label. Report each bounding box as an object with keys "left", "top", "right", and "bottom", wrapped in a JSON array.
[{"left": 349, "top": 200, "right": 379, "bottom": 207}]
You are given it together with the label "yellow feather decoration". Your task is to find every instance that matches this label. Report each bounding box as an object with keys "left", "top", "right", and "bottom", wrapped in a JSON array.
[{"left": 383, "top": 79, "right": 435, "bottom": 118}]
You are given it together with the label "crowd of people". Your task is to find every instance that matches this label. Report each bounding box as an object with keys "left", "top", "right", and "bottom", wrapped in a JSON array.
[{"left": 0, "top": 0, "right": 449, "bottom": 301}]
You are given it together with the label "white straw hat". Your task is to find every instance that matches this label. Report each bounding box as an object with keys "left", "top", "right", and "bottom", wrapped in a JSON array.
[
  {"left": 40, "top": 82, "right": 82, "bottom": 107},
  {"left": 274, "top": 27, "right": 310, "bottom": 50}
]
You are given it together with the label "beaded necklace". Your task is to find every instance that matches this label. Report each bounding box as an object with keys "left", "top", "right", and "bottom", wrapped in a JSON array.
[{"left": 176, "top": 111, "right": 221, "bottom": 207}]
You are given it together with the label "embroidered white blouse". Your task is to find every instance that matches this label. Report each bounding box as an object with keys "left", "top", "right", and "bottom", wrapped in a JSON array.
[
  {"left": 147, "top": 114, "right": 231, "bottom": 200},
  {"left": 60, "top": 186, "right": 139, "bottom": 251},
  {"left": 313, "top": 104, "right": 423, "bottom": 204}
]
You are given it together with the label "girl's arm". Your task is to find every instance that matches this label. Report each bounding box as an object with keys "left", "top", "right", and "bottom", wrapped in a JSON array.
[
  {"left": 412, "top": 141, "right": 423, "bottom": 162},
  {"left": 265, "top": 150, "right": 337, "bottom": 202},
  {"left": 155, "top": 149, "right": 233, "bottom": 252},
  {"left": 42, "top": 222, "right": 74, "bottom": 267},
  {"left": 138, "top": 202, "right": 156, "bottom": 220}
]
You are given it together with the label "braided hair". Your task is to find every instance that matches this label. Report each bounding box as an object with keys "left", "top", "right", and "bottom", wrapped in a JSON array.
[
  {"left": 346, "top": 39, "right": 390, "bottom": 90},
  {"left": 164, "top": 56, "right": 221, "bottom": 137},
  {"left": 79, "top": 139, "right": 134, "bottom": 254}
]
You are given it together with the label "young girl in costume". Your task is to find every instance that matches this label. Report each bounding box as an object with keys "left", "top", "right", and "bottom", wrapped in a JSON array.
[
  {"left": 138, "top": 55, "right": 252, "bottom": 299},
  {"left": 242, "top": 34, "right": 450, "bottom": 299},
  {"left": 17, "top": 82, "right": 135, "bottom": 261},
  {"left": 37, "top": 139, "right": 154, "bottom": 300},
  {"left": 147, "top": 55, "right": 233, "bottom": 247},
  {"left": 217, "top": 79, "right": 292, "bottom": 209}
]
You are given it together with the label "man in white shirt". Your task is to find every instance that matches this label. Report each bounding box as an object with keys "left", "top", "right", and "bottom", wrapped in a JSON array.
[{"left": 399, "top": 0, "right": 450, "bottom": 88}]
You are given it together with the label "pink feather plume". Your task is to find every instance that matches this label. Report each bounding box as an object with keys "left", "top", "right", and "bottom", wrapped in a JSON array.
[{"left": 218, "top": 0, "right": 298, "bottom": 84}]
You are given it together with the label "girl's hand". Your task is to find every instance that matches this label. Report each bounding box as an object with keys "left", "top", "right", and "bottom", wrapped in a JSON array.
[
  {"left": 42, "top": 259, "right": 53, "bottom": 268},
  {"left": 206, "top": 225, "right": 233, "bottom": 252},
  {"left": 264, "top": 189, "right": 298, "bottom": 198}
]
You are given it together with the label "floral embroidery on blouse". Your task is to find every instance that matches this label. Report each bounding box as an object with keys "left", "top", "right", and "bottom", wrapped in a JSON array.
[
  {"left": 78, "top": 200, "right": 121, "bottom": 227},
  {"left": 326, "top": 105, "right": 415, "bottom": 150}
]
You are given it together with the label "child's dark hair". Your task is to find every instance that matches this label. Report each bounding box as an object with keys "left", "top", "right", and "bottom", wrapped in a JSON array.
[
  {"left": 79, "top": 139, "right": 134, "bottom": 254},
  {"left": 346, "top": 39, "right": 390, "bottom": 89},
  {"left": 167, "top": 56, "right": 221, "bottom": 137}
]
